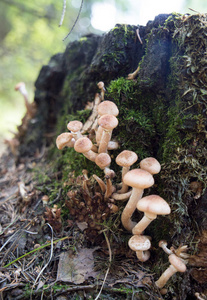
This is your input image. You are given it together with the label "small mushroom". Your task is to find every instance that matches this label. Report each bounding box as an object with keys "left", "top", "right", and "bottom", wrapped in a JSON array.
[
  {"left": 97, "top": 81, "right": 105, "bottom": 100},
  {"left": 155, "top": 254, "right": 187, "bottom": 289},
  {"left": 96, "top": 101, "right": 119, "bottom": 145},
  {"left": 74, "top": 137, "right": 97, "bottom": 162},
  {"left": 56, "top": 132, "right": 75, "bottom": 149},
  {"left": 15, "top": 82, "right": 36, "bottom": 118},
  {"left": 67, "top": 120, "right": 83, "bottom": 140},
  {"left": 95, "top": 153, "right": 115, "bottom": 178},
  {"left": 132, "top": 195, "right": 171, "bottom": 235},
  {"left": 159, "top": 240, "right": 173, "bottom": 255},
  {"left": 140, "top": 157, "right": 161, "bottom": 175},
  {"left": 128, "top": 235, "right": 151, "bottom": 262},
  {"left": 116, "top": 150, "right": 138, "bottom": 193},
  {"left": 121, "top": 169, "right": 154, "bottom": 231},
  {"left": 98, "top": 114, "right": 118, "bottom": 153}
]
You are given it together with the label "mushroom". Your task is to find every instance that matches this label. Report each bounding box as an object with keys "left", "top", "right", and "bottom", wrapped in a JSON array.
[
  {"left": 132, "top": 195, "right": 171, "bottom": 235},
  {"left": 97, "top": 81, "right": 105, "bottom": 100},
  {"left": 159, "top": 240, "right": 173, "bottom": 255},
  {"left": 67, "top": 120, "right": 83, "bottom": 140},
  {"left": 115, "top": 150, "right": 138, "bottom": 193},
  {"left": 155, "top": 254, "right": 187, "bottom": 289},
  {"left": 74, "top": 137, "right": 98, "bottom": 162},
  {"left": 95, "top": 153, "right": 115, "bottom": 178},
  {"left": 128, "top": 235, "right": 151, "bottom": 262},
  {"left": 140, "top": 157, "right": 161, "bottom": 175},
  {"left": 96, "top": 101, "right": 119, "bottom": 146},
  {"left": 121, "top": 169, "right": 154, "bottom": 232},
  {"left": 98, "top": 114, "right": 118, "bottom": 153},
  {"left": 56, "top": 132, "right": 75, "bottom": 149},
  {"left": 97, "top": 100, "right": 119, "bottom": 117}
]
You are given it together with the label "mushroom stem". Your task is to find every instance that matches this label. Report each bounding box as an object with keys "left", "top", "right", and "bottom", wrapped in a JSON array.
[
  {"left": 118, "top": 166, "right": 130, "bottom": 193},
  {"left": 155, "top": 264, "right": 178, "bottom": 289},
  {"left": 98, "top": 130, "right": 112, "bottom": 153},
  {"left": 136, "top": 250, "right": 151, "bottom": 262},
  {"left": 132, "top": 213, "right": 156, "bottom": 235},
  {"left": 112, "top": 190, "right": 132, "bottom": 201},
  {"left": 121, "top": 188, "right": 144, "bottom": 231}
]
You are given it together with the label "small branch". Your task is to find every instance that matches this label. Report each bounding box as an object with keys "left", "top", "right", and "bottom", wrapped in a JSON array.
[{"left": 63, "top": 0, "right": 84, "bottom": 41}]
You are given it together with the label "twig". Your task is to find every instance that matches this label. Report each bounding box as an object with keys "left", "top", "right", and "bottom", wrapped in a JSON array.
[
  {"left": 59, "top": 0, "right": 66, "bottom": 27},
  {"left": 63, "top": 0, "right": 84, "bottom": 41}
]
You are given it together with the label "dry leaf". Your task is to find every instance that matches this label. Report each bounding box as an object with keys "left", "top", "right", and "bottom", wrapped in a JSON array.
[{"left": 57, "top": 247, "right": 100, "bottom": 284}]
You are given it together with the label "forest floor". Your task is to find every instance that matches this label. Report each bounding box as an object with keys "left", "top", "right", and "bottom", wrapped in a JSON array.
[{"left": 0, "top": 150, "right": 162, "bottom": 300}]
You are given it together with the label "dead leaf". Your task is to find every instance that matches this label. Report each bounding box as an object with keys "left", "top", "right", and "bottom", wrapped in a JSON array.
[{"left": 57, "top": 247, "right": 100, "bottom": 284}]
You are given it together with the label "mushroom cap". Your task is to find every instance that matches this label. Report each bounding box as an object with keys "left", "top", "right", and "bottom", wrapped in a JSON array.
[
  {"left": 74, "top": 137, "right": 93, "bottom": 153},
  {"left": 159, "top": 240, "right": 168, "bottom": 248},
  {"left": 128, "top": 235, "right": 151, "bottom": 251},
  {"left": 97, "top": 81, "right": 104, "bottom": 89},
  {"left": 98, "top": 114, "right": 118, "bottom": 130},
  {"left": 123, "top": 169, "right": 154, "bottom": 189},
  {"left": 169, "top": 254, "right": 187, "bottom": 273},
  {"left": 15, "top": 82, "right": 26, "bottom": 91},
  {"left": 56, "top": 132, "right": 73, "bottom": 149},
  {"left": 116, "top": 150, "right": 138, "bottom": 167},
  {"left": 140, "top": 157, "right": 161, "bottom": 174},
  {"left": 137, "top": 195, "right": 171, "bottom": 215},
  {"left": 67, "top": 120, "right": 83, "bottom": 132},
  {"left": 95, "top": 153, "right": 111, "bottom": 169},
  {"left": 98, "top": 101, "right": 119, "bottom": 116}
]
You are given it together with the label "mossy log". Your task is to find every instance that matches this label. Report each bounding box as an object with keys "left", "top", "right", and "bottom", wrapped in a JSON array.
[{"left": 10, "top": 13, "right": 207, "bottom": 299}]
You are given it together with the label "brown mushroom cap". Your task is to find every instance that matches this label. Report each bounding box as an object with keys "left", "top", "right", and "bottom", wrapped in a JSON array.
[
  {"left": 56, "top": 132, "right": 74, "bottom": 150},
  {"left": 140, "top": 157, "right": 161, "bottom": 174},
  {"left": 95, "top": 153, "right": 111, "bottom": 169},
  {"left": 98, "top": 114, "right": 118, "bottom": 130},
  {"left": 123, "top": 169, "right": 154, "bottom": 189},
  {"left": 67, "top": 120, "right": 83, "bottom": 132},
  {"left": 137, "top": 195, "right": 171, "bottom": 215},
  {"left": 74, "top": 137, "right": 93, "bottom": 153},
  {"left": 98, "top": 101, "right": 119, "bottom": 116},
  {"left": 128, "top": 235, "right": 151, "bottom": 251},
  {"left": 169, "top": 254, "right": 186, "bottom": 273},
  {"left": 116, "top": 150, "right": 138, "bottom": 167}
]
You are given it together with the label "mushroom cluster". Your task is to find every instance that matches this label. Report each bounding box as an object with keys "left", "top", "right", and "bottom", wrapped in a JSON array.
[
  {"left": 56, "top": 81, "right": 187, "bottom": 289},
  {"left": 122, "top": 158, "right": 171, "bottom": 263}
]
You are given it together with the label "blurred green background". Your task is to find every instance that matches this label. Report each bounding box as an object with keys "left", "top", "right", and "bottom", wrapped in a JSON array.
[{"left": 0, "top": 0, "right": 206, "bottom": 153}]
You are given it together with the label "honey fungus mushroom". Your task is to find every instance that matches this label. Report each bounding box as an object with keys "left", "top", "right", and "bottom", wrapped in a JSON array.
[
  {"left": 96, "top": 101, "right": 119, "bottom": 145},
  {"left": 67, "top": 120, "right": 83, "bottom": 140},
  {"left": 128, "top": 235, "right": 151, "bottom": 262},
  {"left": 115, "top": 150, "right": 138, "bottom": 194},
  {"left": 121, "top": 169, "right": 154, "bottom": 232},
  {"left": 74, "top": 137, "right": 97, "bottom": 162},
  {"left": 95, "top": 153, "right": 115, "bottom": 178},
  {"left": 155, "top": 254, "right": 187, "bottom": 289},
  {"left": 140, "top": 157, "right": 161, "bottom": 175},
  {"left": 132, "top": 195, "right": 171, "bottom": 235},
  {"left": 98, "top": 114, "right": 118, "bottom": 153},
  {"left": 56, "top": 132, "right": 75, "bottom": 149}
]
